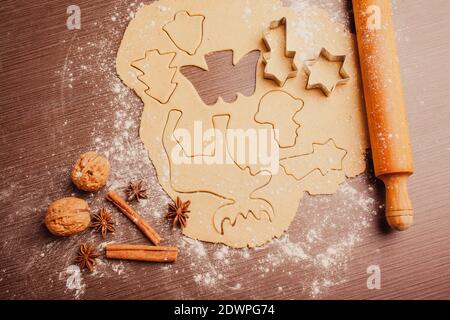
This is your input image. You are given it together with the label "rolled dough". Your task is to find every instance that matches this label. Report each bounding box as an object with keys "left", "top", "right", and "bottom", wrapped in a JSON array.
[{"left": 116, "top": 0, "right": 369, "bottom": 248}]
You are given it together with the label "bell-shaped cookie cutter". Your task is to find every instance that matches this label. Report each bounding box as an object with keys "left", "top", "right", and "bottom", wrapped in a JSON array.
[
  {"left": 262, "top": 17, "right": 298, "bottom": 87},
  {"left": 304, "top": 48, "right": 350, "bottom": 97}
]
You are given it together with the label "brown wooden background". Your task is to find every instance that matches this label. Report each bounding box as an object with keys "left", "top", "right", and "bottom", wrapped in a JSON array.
[{"left": 0, "top": 0, "right": 449, "bottom": 299}]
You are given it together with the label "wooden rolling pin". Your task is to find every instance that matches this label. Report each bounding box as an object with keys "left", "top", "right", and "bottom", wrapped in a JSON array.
[{"left": 352, "top": 0, "right": 414, "bottom": 230}]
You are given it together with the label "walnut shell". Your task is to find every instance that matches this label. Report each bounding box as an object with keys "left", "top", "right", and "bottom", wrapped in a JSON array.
[
  {"left": 71, "top": 152, "right": 110, "bottom": 192},
  {"left": 45, "top": 197, "right": 90, "bottom": 237}
]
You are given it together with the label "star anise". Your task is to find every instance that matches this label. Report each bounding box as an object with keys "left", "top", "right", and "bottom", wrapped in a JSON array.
[
  {"left": 167, "top": 197, "right": 190, "bottom": 229},
  {"left": 74, "top": 244, "right": 100, "bottom": 273},
  {"left": 125, "top": 180, "right": 148, "bottom": 202},
  {"left": 90, "top": 207, "right": 115, "bottom": 238}
]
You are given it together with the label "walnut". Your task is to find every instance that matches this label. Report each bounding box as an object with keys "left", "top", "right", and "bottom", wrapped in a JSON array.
[
  {"left": 71, "top": 152, "right": 110, "bottom": 192},
  {"left": 45, "top": 197, "right": 90, "bottom": 236}
]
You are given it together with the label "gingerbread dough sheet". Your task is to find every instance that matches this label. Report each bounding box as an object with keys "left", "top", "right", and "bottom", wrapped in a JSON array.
[{"left": 116, "top": 0, "right": 369, "bottom": 248}]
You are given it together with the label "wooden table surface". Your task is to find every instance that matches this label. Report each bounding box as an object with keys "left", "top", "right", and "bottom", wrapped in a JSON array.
[{"left": 1, "top": 0, "right": 449, "bottom": 300}]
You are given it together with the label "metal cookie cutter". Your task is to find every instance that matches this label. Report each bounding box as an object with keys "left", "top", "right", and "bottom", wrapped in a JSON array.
[
  {"left": 262, "top": 17, "right": 298, "bottom": 87},
  {"left": 304, "top": 48, "right": 350, "bottom": 97}
]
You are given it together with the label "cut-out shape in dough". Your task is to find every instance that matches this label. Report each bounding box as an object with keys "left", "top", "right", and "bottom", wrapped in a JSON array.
[
  {"left": 304, "top": 48, "right": 350, "bottom": 97},
  {"left": 162, "top": 109, "right": 274, "bottom": 236},
  {"left": 180, "top": 50, "right": 260, "bottom": 105},
  {"left": 213, "top": 177, "right": 274, "bottom": 235},
  {"left": 262, "top": 17, "right": 298, "bottom": 87},
  {"left": 255, "top": 90, "right": 304, "bottom": 148},
  {"left": 280, "top": 139, "right": 347, "bottom": 181},
  {"left": 163, "top": 11, "right": 205, "bottom": 55},
  {"left": 131, "top": 49, "right": 177, "bottom": 104},
  {"left": 116, "top": 0, "right": 370, "bottom": 248}
]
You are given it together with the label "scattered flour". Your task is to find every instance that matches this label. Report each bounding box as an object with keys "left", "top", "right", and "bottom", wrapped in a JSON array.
[
  {"left": 111, "top": 262, "right": 126, "bottom": 276},
  {"left": 49, "top": 0, "right": 380, "bottom": 299},
  {"left": 182, "top": 237, "right": 207, "bottom": 258}
]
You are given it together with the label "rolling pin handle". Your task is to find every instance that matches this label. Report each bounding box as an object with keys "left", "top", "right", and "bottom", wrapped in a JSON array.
[{"left": 381, "top": 173, "right": 414, "bottom": 231}]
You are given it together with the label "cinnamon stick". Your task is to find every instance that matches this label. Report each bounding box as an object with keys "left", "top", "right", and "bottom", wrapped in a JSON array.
[
  {"left": 106, "top": 244, "right": 178, "bottom": 263},
  {"left": 106, "top": 190, "right": 161, "bottom": 245}
]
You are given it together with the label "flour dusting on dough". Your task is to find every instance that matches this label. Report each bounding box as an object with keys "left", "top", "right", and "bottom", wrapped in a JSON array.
[
  {"left": 26, "top": 0, "right": 379, "bottom": 299},
  {"left": 116, "top": 0, "right": 369, "bottom": 248}
]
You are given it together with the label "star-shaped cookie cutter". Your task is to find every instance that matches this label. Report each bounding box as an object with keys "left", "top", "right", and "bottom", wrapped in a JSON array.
[
  {"left": 262, "top": 17, "right": 298, "bottom": 87},
  {"left": 304, "top": 48, "right": 350, "bottom": 97}
]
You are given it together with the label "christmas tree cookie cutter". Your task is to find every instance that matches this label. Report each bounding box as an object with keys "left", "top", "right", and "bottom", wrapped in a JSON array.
[
  {"left": 262, "top": 17, "right": 298, "bottom": 87},
  {"left": 304, "top": 48, "right": 350, "bottom": 97}
]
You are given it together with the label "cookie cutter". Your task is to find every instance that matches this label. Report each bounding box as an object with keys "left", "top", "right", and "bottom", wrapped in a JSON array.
[
  {"left": 262, "top": 17, "right": 298, "bottom": 87},
  {"left": 304, "top": 48, "right": 350, "bottom": 97}
]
